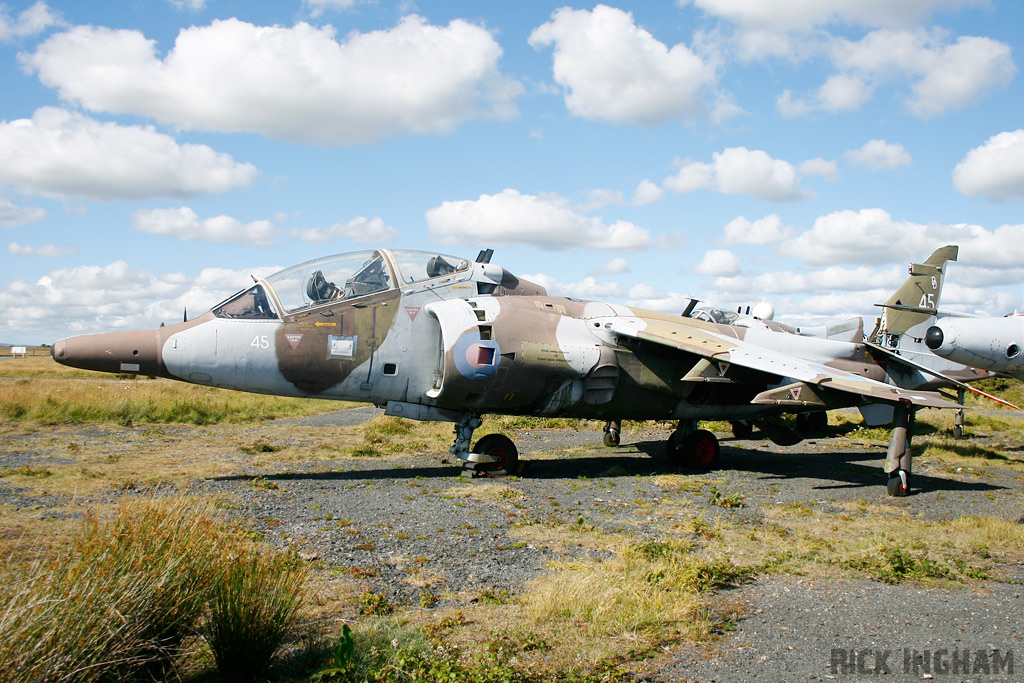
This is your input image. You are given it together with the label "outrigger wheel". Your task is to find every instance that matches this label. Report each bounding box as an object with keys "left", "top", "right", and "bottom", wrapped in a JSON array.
[
  {"left": 472, "top": 434, "right": 519, "bottom": 473},
  {"left": 887, "top": 470, "right": 910, "bottom": 497},
  {"left": 670, "top": 428, "right": 721, "bottom": 469},
  {"left": 602, "top": 420, "right": 621, "bottom": 447}
]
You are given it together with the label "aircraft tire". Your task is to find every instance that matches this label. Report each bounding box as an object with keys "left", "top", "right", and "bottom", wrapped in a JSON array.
[
  {"left": 603, "top": 429, "right": 621, "bottom": 447},
  {"left": 886, "top": 470, "right": 911, "bottom": 497},
  {"left": 472, "top": 434, "right": 518, "bottom": 473},
  {"left": 670, "top": 429, "right": 720, "bottom": 469}
]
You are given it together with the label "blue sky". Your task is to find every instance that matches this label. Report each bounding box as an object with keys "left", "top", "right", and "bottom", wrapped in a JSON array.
[{"left": 1, "top": 0, "right": 1022, "bottom": 344}]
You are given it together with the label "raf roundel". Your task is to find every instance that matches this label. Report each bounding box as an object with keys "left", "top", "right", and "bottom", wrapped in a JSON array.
[{"left": 453, "top": 330, "right": 501, "bottom": 379}]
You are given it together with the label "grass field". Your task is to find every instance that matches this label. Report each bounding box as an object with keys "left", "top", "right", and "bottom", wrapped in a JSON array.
[{"left": 1, "top": 356, "right": 1022, "bottom": 681}]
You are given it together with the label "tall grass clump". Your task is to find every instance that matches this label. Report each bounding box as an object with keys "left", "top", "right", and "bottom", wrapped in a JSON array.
[
  {"left": 202, "top": 549, "right": 306, "bottom": 683},
  {"left": 0, "top": 496, "right": 308, "bottom": 682},
  {"left": 0, "top": 497, "right": 224, "bottom": 681}
]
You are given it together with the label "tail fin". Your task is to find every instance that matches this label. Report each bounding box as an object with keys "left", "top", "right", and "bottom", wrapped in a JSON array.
[{"left": 869, "top": 245, "right": 957, "bottom": 346}]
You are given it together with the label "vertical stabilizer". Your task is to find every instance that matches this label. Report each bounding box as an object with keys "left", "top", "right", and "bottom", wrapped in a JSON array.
[{"left": 871, "top": 245, "right": 957, "bottom": 344}]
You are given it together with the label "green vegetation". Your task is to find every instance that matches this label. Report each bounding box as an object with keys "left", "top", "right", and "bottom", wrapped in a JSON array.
[
  {"left": 522, "top": 538, "right": 751, "bottom": 662},
  {"left": 0, "top": 357, "right": 351, "bottom": 425},
  {"left": 308, "top": 619, "right": 633, "bottom": 682},
  {"left": 202, "top": 550, "right": 306, "bottom": 683},
  {"left": 701, "top": 506, "right": 1024, "bottom": 587},
  {"left": 0, "top": 497, "right": 306, "bottom": 683},
  {"left": 967, "top": 376, "right": 1024, "bottom": 411}
]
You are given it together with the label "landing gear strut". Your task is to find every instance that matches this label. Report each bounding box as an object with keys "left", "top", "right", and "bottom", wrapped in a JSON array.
[
  {"left": 602, "top": 420, "right": 621, "bottom": 447},
  {"left": 885, "top": 404, "right": 915, "bottom": 497},
  {"left": 667, "top": 420, "right": 720, "bottom": 469},
  {"left": 953, "top": 388, "right": 966, "bottom": 439},
  {"left": 730, "top": 420, "right": 754, "bottom": 440}
]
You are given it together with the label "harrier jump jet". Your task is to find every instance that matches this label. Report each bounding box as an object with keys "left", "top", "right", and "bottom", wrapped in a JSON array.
[{"left": 52, "top": 248, "right": 959, "bottom": 497}]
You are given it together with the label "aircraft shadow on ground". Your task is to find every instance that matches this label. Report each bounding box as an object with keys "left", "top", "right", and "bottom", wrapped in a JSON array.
[{"left": 211, "top": 437, "right": 1005, "bottom": 496}]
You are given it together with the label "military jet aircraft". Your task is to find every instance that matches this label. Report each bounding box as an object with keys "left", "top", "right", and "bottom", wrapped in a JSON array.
[{"left": 52, "top": 248, "right": 961, "bottom": 497}]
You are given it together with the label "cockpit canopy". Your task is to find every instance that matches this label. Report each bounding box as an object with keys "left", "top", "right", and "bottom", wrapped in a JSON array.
[{"left": 213, "top": 249, "right": 473, "bottom": 319}]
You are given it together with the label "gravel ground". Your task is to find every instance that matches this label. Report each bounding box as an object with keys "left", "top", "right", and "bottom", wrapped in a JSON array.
[{"left": 3, "top": 407, "right": 1023, "bottom": 682}]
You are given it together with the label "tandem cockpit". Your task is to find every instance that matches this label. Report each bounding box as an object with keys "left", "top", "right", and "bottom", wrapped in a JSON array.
[{"left": 210, "top": 249, "right": 500, "bottom": 321}]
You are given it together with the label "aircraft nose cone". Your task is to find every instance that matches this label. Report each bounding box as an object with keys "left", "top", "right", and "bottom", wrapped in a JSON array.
[
  {"left": 925, "top": 325, "right": 944, "bottom": 350},
  {"left": 52, "top": 329, "right": 165, "bottom": 376},
  {"left": 51, "top": 338, "right": 66, "bottom": 362}
]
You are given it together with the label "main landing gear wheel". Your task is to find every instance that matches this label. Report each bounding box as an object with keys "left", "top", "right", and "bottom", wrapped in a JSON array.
[
  {"left": 670, "top": 429, "right": 721, "bottom": 469},
  {"left": 472, "top": 434, "right": 518, "bottom": 474}
]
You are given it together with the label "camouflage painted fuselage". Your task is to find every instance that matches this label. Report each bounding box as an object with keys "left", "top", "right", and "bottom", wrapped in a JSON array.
[{"left": 53, "top": 248, "right": 945, "bottom": 429}]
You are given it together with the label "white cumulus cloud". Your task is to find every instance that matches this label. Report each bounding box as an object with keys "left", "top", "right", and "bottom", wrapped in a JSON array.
[
  {"left": 663, "top": 147, "right": 809, "bottom": 201},
  {"left": 0, "top": 108, "right": 257, "bottom": 200},
  {"left": 631, "top": 179, "right": 666, "bottom": 205},
  {"left": 23, "top": 16, "right": 522, "bottom": 145},
  {"left": 425, "top": 188, "right": 651, "bottom": 251},
  {"left": 8, "top": 242, "right": 76, "bottom": 257},
  {"left": 0, "top": 198, "right": 46, "bottom": 227},
  {"left": 693, "top": 249, "right": 741, "bottom": 276},
  {"left": 953, "top": 130, "right": 1024, "bottom": 201},
  {"left": 798, "top": 158, "right": 839, "bottom": 180},
  {"left": 845, "top": 139, "right": 912, "bottom": 169},
  {"left": 722, "top": 214, "right": 794, "bottom": 245},
  {"left": 779, "top": 209, "right": 1024, "bottom": 267},
  {"left": 0, "top": 1, "right": 63, "bottom": 42},
  {"left": 589, "top": 257, "right": 631, "bottom": 276},
  {"left": 827, "top": 30, "right": 1015, "bottom": 119},
  {"left": 0, "top": 261, "right": 282, "bottom": 339},
  {"left": 132, "top": 207, "right": 275, "bottom": 246},
  {"left": 529, "top": 5, "right": 715, "bottom": 125},
  {"left": 772, "top": 28, "right": 1013, "bottom": 119}
]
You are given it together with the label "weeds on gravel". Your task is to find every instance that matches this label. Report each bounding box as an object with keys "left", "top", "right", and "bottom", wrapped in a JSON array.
[
  {"left": 358, "top": 591, "right": 393, "bottom": 616},
  {"left": 919, "top": 440, "right": 1024, "bottom": 470},
  {"left": 522, "top": 538, "right": 751, "bottom": 662},
  {"left": 703, "top": 505, "right": 1024, "bottom": 586},
  {"left": 845, "top": 544, "right": 987, "bottom": 584},
  {"left": 309, "top": 618, "right": 634, "bottom": 682},
  {"left": 0, "top": 496, "right": 307, "bottom": 683},
  {"left": 349, "top": 415, "right": 449, "bottom": 456}
]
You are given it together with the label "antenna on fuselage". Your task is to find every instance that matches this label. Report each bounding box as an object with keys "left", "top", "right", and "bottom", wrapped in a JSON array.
[
  {"left": 183, "top": 307, "right": 188, "bottom": 323},
  {"left": 476, "top": 248, "right": 494, "bottom": 264}
]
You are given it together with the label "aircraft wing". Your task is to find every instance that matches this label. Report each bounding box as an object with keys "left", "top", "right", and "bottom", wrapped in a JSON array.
[{"left": 608, "top": 316, "right": 956, "bottom": 410}]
